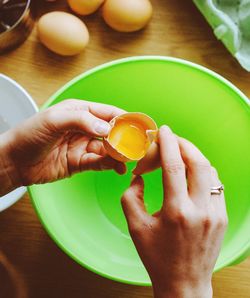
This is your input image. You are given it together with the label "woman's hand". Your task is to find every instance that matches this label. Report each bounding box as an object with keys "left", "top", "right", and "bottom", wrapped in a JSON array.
[
  {"left": 0, "top": 99, "right": 126, "bottom": 196},
  {"left": 121, "top": 126, "right": 228, "bottom": 298}
]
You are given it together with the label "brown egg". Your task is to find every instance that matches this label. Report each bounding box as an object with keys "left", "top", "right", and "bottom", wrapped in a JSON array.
[
  {"left": 104, "top": 112, "right": 158, "bottom": 162},
  {"left": 37, "top": 12, "right": 89, "bottom": 56},
  {"left": 102, "top": 0, "right": 153, "bottom": 32},
  {"left": 67, "top": 0, "right": 104, "bottom": 15}
]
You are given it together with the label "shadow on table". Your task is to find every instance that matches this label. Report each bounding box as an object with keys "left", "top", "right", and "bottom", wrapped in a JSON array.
[
  {"left": 0, "top": 251, "right": 28, "bottom": 298},
  {"left": 25, "top": 234, "right": 153, "bottom": 298}
]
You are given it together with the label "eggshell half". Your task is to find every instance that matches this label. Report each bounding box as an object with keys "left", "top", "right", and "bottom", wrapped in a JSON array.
[{"left": 104, "top": 112, "right": 158, "bottom": 162}]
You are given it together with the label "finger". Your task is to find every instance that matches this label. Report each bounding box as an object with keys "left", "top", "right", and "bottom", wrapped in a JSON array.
[
  {"left": 211, "top": 166, "right": 221, "bottom": 187},
  {"left": 121, "top": 176, "right": 149, "bottom": 231},
  {"left": 65, "top": 134, "right": 89, "bottom": 175},
  {"left": 133, "top": 142, "right": 160, "bottom": 175},
  {"left": 210, "top": 167, "right": 228, "bottom": 220},
  {"left": 87, "top": 101, "right": 126, "bottom": 121},
  {"left": 59, "top": 99, "right": 126, "bottom": 121},
  {"left": 80, "top": 153, "right": 127, "bottom": 175},
  {"left": 159, "top": 126, "right": 187, "bottom": 204},
  {"left": 177, "top": 137, "right": 211, "bottom": 204},
  {"left": 44, "top": 107, "right": 112, "bottom": 137},
  {"left": 86, "top": 139, "right": 107, "bottom": 156},
  {"left": 65, "top": 134, "right": 127, "bottom": 175}
]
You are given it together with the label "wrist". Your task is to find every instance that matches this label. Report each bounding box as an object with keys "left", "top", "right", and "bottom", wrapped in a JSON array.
[
  {"left": 153, "top": 280, "right": 213, "bottom": 298},
  {"left": 0, "top": 131, "right": 21, "bottom": 196}
]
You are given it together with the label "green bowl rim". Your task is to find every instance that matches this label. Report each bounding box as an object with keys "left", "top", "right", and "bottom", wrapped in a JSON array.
[{"left": 29, "top": 56, "right": 250, "bottom": 286}]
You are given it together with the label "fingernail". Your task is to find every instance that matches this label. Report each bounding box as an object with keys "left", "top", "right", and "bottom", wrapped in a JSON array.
[
  {"left": 94, "top": 121, "right": 110, "bottom": 135},
  {"left": 161, "top": 125, "right": 172, "bottom": 133}
]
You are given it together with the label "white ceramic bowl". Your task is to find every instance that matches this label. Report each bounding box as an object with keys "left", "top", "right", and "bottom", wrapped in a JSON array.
[{"left": 0, "top": 74, "right": 38, "bottom": 212}]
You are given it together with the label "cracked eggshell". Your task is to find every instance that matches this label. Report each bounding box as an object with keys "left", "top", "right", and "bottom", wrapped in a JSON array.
[{"left": 103, "top": 112, "right": 158, "bottom": 162}]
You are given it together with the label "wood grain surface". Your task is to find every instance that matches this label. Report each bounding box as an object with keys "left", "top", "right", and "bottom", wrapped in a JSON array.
[{"left": 0, "top": 1, "right": 250, "bottom": 297}]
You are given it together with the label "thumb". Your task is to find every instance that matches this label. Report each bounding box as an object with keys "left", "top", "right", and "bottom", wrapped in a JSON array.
[
  {"left": 121, "top": 176, "right": 149, "bottom": 232},
  {"left": 133, "top": 142, "right": 160, "bottom": 175},
  {"left": 43, "top": 108, "right": 111, "bottom": 137}
]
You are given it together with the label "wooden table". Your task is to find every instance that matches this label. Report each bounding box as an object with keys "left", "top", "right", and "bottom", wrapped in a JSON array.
[{"left": 1, "top": 1, "right": 250, "bottom": 297}]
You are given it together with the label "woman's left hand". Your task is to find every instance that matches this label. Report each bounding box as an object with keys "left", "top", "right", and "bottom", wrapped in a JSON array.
[{"left": 0, "top": 99, "right": 126, "bottom": 195}]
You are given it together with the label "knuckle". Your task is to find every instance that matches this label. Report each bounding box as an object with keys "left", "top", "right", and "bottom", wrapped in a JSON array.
[
  {"left": 200, "top": 212, "right": 228, "bottom": 231},
  {"left": 62, "top": 99, "right": 88, "bottom": 113},
  {"left": 216, "top": 216, "right": 228, "bottom": 229},
  {"left": 128, "top": 223, "right": 143, "bottom": 237},
  {"left": 190, "top": 159, "right": 211, "bottom": 171},
  {"left": 78, "top": 110, "right": 88, "bottom": 121},
  {"left": 63, "top": 99, "right": 77, "bottom": 105},
  {"left": 83, "top": 154, "right": 92, "bottom": 165},
  {"left": 43, "top": 108, "right": 55, "bottom": 123},
  {"left": 211, "top": 166, "right": 222, "bottom": 182},
  {"left": 63, "top": 99, "right": 84, "bottom": 107},
  {"left": 42, "top": 109, "right": 60, "bottom": 131},
  {"left": 74, "top": 111, "right": 88, "bottom": 129},
  {"left": 79, "top": 111, "right": 93, "bottom": 127},
  {"left": 80, "top": 154, "right": 97, "bottom": 171},
  {"left": 129, "top": 219, "right": 152, "bottom": 237},
  {"left": 201, "top": 214, "right": 213, "bottom": 229},
  {"left": 163, "top": 207, "right": 189, "bottom": 227},
  {"left": 86, "top": 140, "right": 106, "bottom": 156},
  {"left": 87, "top": 140, "right": 98, "bottom": 153},
  {"left": 211, "top": 166, "right": 218, "bottom": 175},
  {"left": 121, "top": 189, "right": 133, "bottom": 206},
  {"left": 164, "top": 160, "right": 185, "bottom": 175}
]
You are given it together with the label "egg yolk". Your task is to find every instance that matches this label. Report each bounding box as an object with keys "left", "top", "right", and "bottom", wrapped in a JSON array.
[{"left": 108, "top": 119, "right": 148, "bottom": 160}]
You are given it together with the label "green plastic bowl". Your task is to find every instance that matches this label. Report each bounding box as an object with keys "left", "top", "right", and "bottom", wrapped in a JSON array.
[{"left": 29, "top": 56, "right": 250, "bottom": 285}]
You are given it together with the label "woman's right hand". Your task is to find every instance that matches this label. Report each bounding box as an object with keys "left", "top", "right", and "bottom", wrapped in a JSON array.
[{"left": 121, "top": 126, "right": 228, "bottom": 298}]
